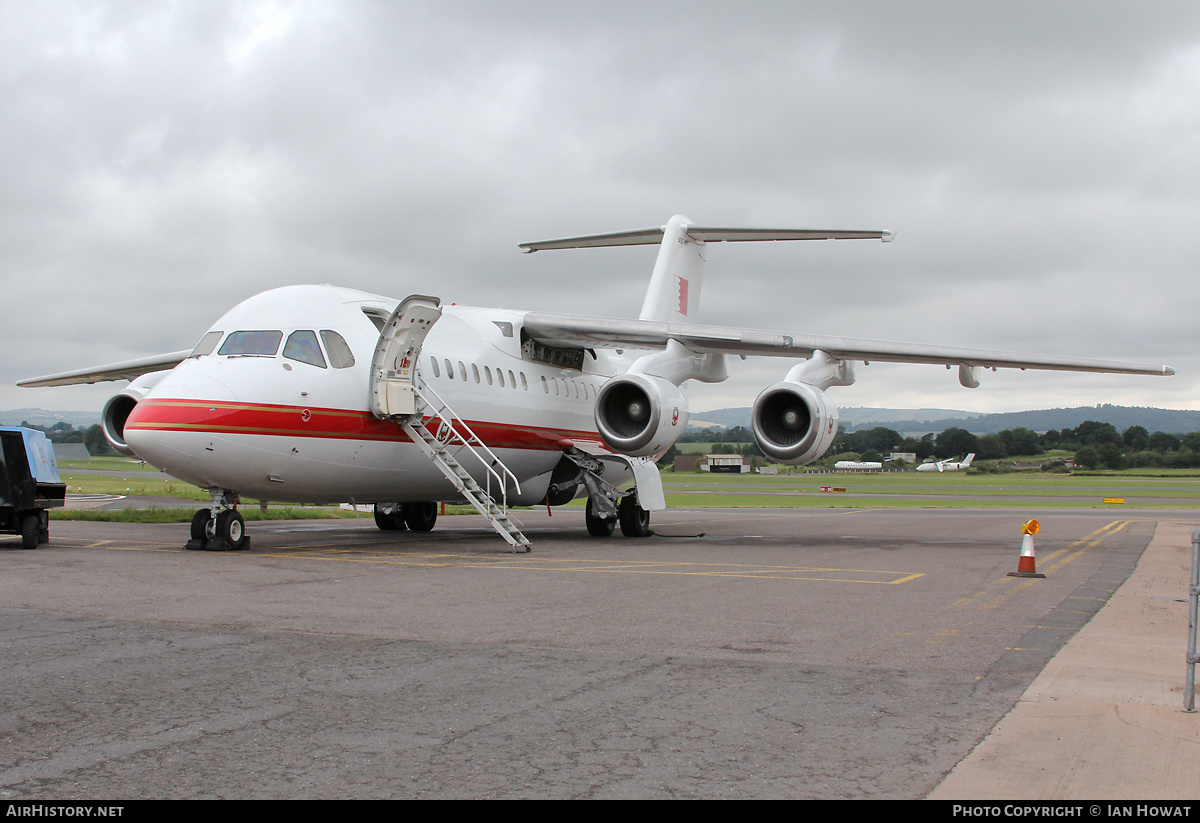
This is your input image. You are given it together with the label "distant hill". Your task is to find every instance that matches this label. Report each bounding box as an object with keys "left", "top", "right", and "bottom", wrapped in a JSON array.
[
  {"left": 0, "top": 408, "right": 101, "bottom": 429},
  {"left": 882, "top": 406, "right": 1200, "bottom": 435},
  {"left": 691, "top": 405, "right": 1200, "bottom": 435}
]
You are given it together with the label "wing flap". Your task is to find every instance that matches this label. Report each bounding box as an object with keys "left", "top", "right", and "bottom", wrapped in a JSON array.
[
  {"left": 17, "top": 350, "right": 191, "bottom": 388},
  {"left": 521, "top": 313, "right": 1174, "bottom": 377}
]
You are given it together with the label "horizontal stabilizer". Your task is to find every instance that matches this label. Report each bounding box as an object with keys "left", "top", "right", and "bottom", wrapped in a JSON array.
[{"left": 519, "top": 226, "right": 892, "bottom": 252}]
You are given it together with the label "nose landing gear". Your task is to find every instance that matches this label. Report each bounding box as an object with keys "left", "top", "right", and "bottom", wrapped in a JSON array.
[{"left": 186, "top": 488, "right": 248, "bottom": 551}]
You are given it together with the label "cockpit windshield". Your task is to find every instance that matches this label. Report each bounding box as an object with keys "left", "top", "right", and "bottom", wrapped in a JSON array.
[
  {"left": 283, "top": 330, "right": 327, "bottom": 368},
  {"left": 189, "top": 330, "right": 223, "bottom": 358},
  {"left": 218, "top": 331, "right": 283, "bottom": 357}
]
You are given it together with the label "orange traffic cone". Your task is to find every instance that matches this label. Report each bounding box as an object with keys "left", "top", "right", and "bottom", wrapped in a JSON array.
[{"left": 1008, "top": 519, "right": 1046, "bottom": 578}]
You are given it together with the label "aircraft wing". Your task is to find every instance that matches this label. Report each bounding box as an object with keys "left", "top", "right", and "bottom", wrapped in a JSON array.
[
  {"left": 16, "top": 350, "right": 192, "bottom": 388},
  {"left": 521, "top": 313, "right": 1175, "bottom": 376}
]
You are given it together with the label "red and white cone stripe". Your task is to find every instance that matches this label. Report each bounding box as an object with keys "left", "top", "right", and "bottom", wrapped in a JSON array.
[{"left": 1008, "top": 520, "right": 1046, "bottom": 579}]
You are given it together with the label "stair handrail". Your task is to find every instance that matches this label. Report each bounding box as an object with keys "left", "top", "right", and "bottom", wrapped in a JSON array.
[{"left": 411, "top": 378, "right": 523, "bottom": 503}]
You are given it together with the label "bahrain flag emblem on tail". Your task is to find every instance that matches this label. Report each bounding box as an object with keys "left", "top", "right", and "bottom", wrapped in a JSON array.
[{"left": 676, "top": 275, "right": 689, "bottom": 316}]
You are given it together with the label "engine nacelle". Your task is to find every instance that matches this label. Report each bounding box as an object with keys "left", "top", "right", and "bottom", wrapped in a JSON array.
[
  {"left": 751, "top": 381, "right": 839, "bottom": 465},
  {"left": 101, "top": 391, "right": 143, "bottom": 456},
  {"left": 595, "top": 374, "right": 689, "bottom": 459},
  {"left": 101, "top": 372, "right": 165, "bottom": 457}
]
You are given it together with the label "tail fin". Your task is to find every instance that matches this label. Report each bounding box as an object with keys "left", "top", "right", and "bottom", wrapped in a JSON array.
[
  {"left": 962, "top": 453, "right": 975, "bottom": 467},
  {"left": 640, "top": 215, "right": 704, "bottom": 323}
]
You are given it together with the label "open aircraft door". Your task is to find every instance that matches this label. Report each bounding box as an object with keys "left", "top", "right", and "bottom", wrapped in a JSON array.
[{"left": 369, "top": 294, "right": 442, "bottom": 421}]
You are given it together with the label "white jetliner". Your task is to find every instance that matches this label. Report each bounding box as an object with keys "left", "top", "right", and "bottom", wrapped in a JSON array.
[
  {"left": 833, "top": 460, "right": 883, "bottom": 470},
  {"left": 917, "top": 453, "right": 976, "bottom": 472},
  {"left": 19, "top": 215, "right": 1174, "bottom": 552}
]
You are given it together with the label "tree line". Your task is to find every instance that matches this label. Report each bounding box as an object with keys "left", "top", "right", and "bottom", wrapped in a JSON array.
[
  {"left": 834, "top": 421, "right": 1200, "bottom": 469},
  {"left": 676, "top": 420, "right": 1200, "bottom": 469}
]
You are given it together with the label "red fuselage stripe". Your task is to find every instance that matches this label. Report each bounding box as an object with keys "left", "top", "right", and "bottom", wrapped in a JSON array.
[{"left": 125, "top": 399, "right": 603, "bottom": 451}]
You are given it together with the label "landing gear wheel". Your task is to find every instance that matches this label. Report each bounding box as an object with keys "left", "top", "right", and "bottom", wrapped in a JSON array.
[
  {"left": 213, "top": 509, "right": 248, "bottom": 551},
  {"left": 20, "top": 514, "right": 39, "bottom": 550},
  {"left": 585, "top": 496, "right": 615, "bottom": 537},
  {"left": 373, "top": 504, "right": 408, "bottom": 531},
  {"left": 38, "top": 513, "right": 49, "bottom": 544},
  {"left": 403, "top": 501, "right": 438, "bottom": 532},
  {"left": 191, "top": 509, "right": 212, "bottom": 540},
  {"left": 618, "top": 494, "right": 652, "bottom": 537}
]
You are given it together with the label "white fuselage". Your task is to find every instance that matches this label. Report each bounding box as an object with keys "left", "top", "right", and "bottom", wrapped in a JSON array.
[{"left": 122, "top": 285, "right": 633, "bottom": 505}]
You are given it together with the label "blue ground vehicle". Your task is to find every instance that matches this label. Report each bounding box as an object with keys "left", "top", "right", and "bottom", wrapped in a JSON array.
[{"left": 0, "top": 427, "right": 66, "bottom": 549}]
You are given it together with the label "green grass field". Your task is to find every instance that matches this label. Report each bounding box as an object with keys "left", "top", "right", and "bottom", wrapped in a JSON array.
[
  {"left": 655, "top": 470, "right": 1200, "bottom": 508},
  {"left": 58, "top": 456, "right": 163, "bottom": 473},
  {"left": 55, "top": 458, "right": 1200, "bottom": 520}
]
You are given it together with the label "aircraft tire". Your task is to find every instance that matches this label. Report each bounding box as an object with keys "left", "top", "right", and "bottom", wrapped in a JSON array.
[
  {"left": 373, "top": 504, "right": 407, "bottom": 531},
  {"left": 20, "top": 514, "right": 39, "bottom": 550},
  {"left": 618, "top": 494, "right": 651, "bottom": 538},
  {"left": 215, "top": 509, "right": 248, "bottom": 550},
  {"left": 191, "top": 509, "right": 212, "bottom": 540},
  {"left": 585, "top": 496, "right": 615, "bottom": 537},
  {"left": 403, "top": 502, "right": 438, "bottom": 532}
]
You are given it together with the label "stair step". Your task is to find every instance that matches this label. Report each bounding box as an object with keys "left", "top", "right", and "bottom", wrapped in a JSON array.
[{"left": 399, "top": 398, "right": 530, "bottom": 552}]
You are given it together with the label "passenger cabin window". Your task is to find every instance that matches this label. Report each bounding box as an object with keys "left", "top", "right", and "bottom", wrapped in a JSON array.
[
  {"left": 283, "top": 330, "right": 327, "bottom": 368},
  {"left": 219, "top": 330, "right": 283, "bottom": 356},
  {"left": 320, "top": 330, "right": 355, "bottom": 369},
  {"left": 430, "top": 357, "right": 441, "bottom": 378},
  {"left": 189, "top": 330, "right": 223, "bottom": 358}
]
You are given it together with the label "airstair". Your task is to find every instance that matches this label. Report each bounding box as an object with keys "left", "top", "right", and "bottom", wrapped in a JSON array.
[{"left": 370, "top": 295, "right": 531, "bottom": 552}]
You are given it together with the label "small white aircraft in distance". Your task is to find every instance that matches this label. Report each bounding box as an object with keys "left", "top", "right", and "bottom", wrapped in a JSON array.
[
  {"left": 917, "top": 453, "right": 976, "bottom": 472},
  {"left": 833, "top": 460, "right": 883, "bottom": 470},
  {"left": 19, "top": 215, "right": 1174, "bottom": 552}
]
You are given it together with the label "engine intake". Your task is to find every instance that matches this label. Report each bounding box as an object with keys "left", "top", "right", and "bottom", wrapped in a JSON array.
[
  {"left": 595, "top": 374, "right": 688, "bottom": 458},
  {"left": 751, "top": 381, "right": 838, "bottom": 465},
  {"left": 101, "top": 372, "right": 166, "bottom": 457},
  {"left": 101, "top": 392, "right": 141, "bottom": 456}
]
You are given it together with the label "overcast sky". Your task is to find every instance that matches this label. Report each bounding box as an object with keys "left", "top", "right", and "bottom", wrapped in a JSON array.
[{"left": 2, "top": 0, "right": 1198, "bottom": 419}]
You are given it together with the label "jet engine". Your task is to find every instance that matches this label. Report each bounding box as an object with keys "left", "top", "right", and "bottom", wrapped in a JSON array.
[
  {"left": 101, "top": 391, "right": 142, "bottom": 456},
  {"left": 594, "top": 373, "right": 689, "bottom": 458},
  {"left": 750, "top": 380, "right": 839, "bottom": 465},
  {"left": 101, "top": 373, "right": 164, "bottom": 457}
]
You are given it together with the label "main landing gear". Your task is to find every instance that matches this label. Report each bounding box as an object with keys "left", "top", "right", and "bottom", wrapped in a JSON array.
[
  {"left": 585, "top": 490, "right": 652, "bottom": 538},
  {"left": 373, "top": 502, "right": 438, "bottom": 532},
  {"left": 187, "top": 488, "right": 248, "bottom": 551},
  {"left": 556, "top": 446, "right": 654, "bottom": 539}
]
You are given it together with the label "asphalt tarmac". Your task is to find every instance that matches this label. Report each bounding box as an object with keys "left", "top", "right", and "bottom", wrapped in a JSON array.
[{"left": 0, "top": 506, "right": 1191, "bottom": 799}]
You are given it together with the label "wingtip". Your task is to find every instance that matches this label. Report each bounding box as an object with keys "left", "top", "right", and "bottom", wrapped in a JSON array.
[
  {"left": 1164, "top": 365, "right": 1176, "bottom": 376},
  {"left": 881, "top": 230, "right": 895, "bottom": 243}
]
